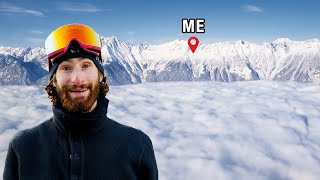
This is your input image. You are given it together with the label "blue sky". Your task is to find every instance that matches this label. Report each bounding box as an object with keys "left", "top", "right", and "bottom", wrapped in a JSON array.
[{"left": 0, "top": 0, "right": 319, "bottom": 48}]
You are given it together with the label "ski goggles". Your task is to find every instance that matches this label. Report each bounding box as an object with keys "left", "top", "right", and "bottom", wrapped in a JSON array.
[{"left": 45, "top": 24, "right": 102, "bottom": 63}]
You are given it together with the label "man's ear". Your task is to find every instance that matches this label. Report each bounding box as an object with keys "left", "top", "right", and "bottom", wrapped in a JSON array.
[
  {"left": 98, "top": 72, "right": 103, "bottom": 82},
  {"left": 52, "top": 74, "right": 57, "bottom": 87}
]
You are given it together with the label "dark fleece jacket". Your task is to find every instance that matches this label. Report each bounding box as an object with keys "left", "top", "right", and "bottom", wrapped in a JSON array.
[{"left": 3, "top": 97, "right": 158, "bottom": 180}]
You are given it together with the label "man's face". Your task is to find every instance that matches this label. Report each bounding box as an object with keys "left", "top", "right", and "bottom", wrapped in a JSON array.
[{"left": 54, "top": 57, "right": 100, "bottom": 112}]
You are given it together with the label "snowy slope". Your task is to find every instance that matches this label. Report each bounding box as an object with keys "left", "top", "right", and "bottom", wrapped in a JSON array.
[
  {"left": 101, "top": 36, "right": 143, "bottom": 85},
  {"left": 0, "top": 46, "right": 47, "bottom": 69},
  {"left": 0, "top": 81, "right": 320, "bottom": 180},
  {"left": 1, "top": 37, "right": 320, "bottom": 85},
  {"left": 103, "top": 37, "right": 320, "bottom": 84}
]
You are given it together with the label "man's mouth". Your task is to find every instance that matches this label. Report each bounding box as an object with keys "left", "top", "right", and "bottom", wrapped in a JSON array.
[
  {"left": 69, "top": 88, "right": 88, "bottom": 92},
  {"left": 68, "top": 88, "right": 89, "bottom": 97}
]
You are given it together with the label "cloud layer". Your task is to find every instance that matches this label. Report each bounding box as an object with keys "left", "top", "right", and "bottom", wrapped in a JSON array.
[{"left": 1, "top": 81, "right": 320, "bottom": 180}]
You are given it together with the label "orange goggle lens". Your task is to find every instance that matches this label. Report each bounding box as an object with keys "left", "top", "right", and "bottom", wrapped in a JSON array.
[{"left": 45, "top": 24, "right": 102, "bottom": 58}]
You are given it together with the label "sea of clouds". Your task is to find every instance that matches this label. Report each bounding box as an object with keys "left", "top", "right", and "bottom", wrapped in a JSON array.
[{"left": 0, "top": 80, "right": 319, "bottom": 180}]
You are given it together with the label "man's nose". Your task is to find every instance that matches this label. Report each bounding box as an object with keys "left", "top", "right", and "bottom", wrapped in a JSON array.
[{"left": 71, "top": 68, "right": 84, "bottom": 85}]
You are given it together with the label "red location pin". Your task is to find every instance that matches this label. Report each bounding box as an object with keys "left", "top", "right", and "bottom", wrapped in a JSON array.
[{"left": 188, "top": 36, "right": 199, "bottom": 53}]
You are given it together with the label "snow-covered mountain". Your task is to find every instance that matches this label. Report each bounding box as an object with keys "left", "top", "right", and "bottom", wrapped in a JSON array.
[{"left": 1, "top": 37, "right": 319, "bottom": 85}]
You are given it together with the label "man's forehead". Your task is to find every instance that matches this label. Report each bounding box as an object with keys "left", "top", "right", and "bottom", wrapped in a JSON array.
[{"left": 63, "top": 57, "right": 92, "bottom": 63}]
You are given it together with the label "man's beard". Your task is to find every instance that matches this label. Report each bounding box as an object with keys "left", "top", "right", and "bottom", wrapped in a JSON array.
[{"left": 55, "top": 80, "right": 100, "bottom": 113}]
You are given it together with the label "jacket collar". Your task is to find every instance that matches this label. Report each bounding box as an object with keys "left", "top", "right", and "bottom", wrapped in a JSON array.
[{"left": 52, "top": 96, "right": 109, "bottom": 135}]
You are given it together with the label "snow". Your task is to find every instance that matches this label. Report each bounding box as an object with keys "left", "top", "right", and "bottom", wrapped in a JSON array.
[
  {"left": 0, "top": 46, "right": 48, "bottom": 70},
  {"left": 0, "top": 81, "right": 320, "bottom": 179},
  {"left": 1, "top": 37, "right": 320, "bottom": 85},
  {"left": 100, "top": 37, "right": 320, "bottom": 83}
]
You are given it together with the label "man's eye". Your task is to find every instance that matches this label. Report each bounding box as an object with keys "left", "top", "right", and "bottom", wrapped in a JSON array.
[
  {"left": 83, "top": 63, "right": 91, "bottom": 68},
  {"left": 61, "top": 66, "right": 71, "bottom": 71}
]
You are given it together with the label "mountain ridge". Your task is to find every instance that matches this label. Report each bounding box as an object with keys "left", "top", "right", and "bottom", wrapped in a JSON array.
[{"left": 0, "top": 37, "right": 319, "bottom": 85}]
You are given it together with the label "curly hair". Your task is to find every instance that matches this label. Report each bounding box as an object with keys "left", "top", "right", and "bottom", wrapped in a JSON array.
[{"left": 45, "top": 72, "right": 109, "bottom": 103}]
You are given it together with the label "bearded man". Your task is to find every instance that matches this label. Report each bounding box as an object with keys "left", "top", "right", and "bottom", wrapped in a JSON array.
[{"left": 3, "top": 24, "right": 158, "bottom": 180}]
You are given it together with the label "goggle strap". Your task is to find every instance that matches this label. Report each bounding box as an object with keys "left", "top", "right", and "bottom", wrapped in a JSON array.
[
  {"left": 48, "top": 58, "right": 52, "bottom": 71},
  {"left": 48, "top": 39, "right": 101, "bottom": 65}
]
